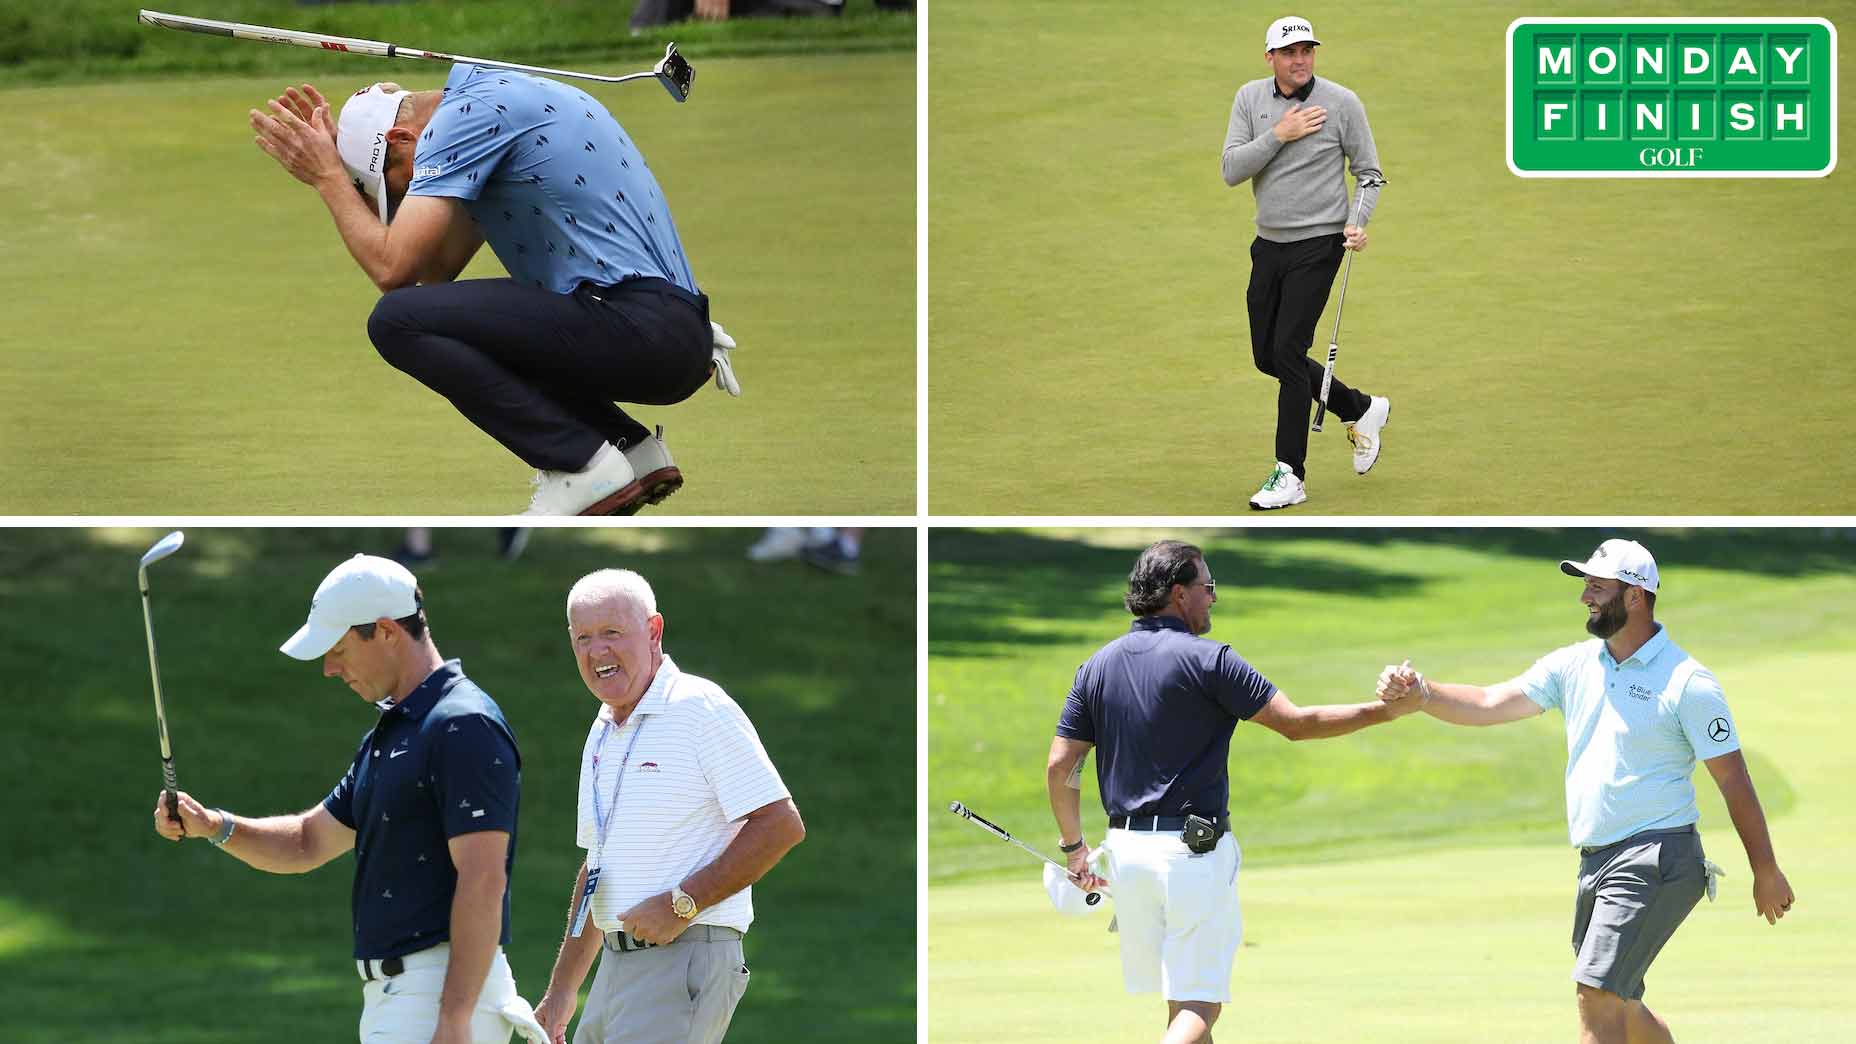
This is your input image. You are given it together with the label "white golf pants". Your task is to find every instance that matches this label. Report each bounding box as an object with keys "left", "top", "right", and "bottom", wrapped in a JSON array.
[
  {"left": 1099, "top": 828, "right": 1242, "bottom": 1003},
  {"left": 357, "top": 944, "right": 547, "bottom": 1044}
]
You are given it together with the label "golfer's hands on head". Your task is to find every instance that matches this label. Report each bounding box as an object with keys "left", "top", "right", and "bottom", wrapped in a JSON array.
[
  {"left": 1752, "top": 867, "right": 1795, "bottom": 925},
  {"left": 1273, "top": 103, "right": 1327, "bottom": 144},
  {"left": 151, "top": 790, "right": 220, "bottom": 841},
  {"left": 1343, "top": 225, "right": 1368, "bottom": 252},
  {"left": 1066, "top": 843, "right": 1106, "bottom": 893},
  {"left": 533, "top": 990, "right": 576, "bottom": 1044},
  {"left": 251, "top": 89, "right": 345, "bottom": 188}
]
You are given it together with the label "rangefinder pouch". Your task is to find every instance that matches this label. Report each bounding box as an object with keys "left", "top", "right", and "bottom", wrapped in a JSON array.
[{"left": 1182, "top": 814, "right": 1219, "bottom": 854}]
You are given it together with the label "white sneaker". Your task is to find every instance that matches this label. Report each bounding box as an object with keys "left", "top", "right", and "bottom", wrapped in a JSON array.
[
  {"left": 1348, "top": 396, "right": 1390, "bottom": 475},
  {"left": 617, "top": 426, "right": 682, "bottom": 514},
  {"left": 522, "top": 444, "right": 639, "bottom": 516},
  {"left": 1248, "top": 461, "right": 1307, "bottom": 510},
  {"left": 746, "top": 527, "right": 807, "bottom": 562}
]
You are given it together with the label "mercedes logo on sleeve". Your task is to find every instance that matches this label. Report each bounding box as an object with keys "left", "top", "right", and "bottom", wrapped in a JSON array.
[{"left": 1707, "top": 718, "right": 1732, "bottom": 742}]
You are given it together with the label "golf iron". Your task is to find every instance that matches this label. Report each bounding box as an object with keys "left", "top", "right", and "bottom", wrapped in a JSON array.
[
  {"left": 138, "top": 530, "right": 185, "bottom": 831},
  {"left": 138, "top": 10, "right": 695, "bottom": 101},
  {"left": 1312, "top": 172, "right": 1386, "bottom": 432},
  {"left": 947, "top": 800, "right": 1107, "bottom": 906}
]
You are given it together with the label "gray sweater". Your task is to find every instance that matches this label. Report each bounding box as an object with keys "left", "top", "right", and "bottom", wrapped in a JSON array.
[{"left": 1221, "top": 76, "right": 1383, "bottom": 242}]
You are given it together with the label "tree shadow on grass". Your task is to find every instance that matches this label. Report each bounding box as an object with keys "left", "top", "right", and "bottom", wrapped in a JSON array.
[{"left": 930, "top": 527, "right": 1856, "bottom": 660}]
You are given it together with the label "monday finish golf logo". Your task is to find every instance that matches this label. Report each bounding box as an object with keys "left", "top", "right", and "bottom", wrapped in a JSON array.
[{"left": 1507, "top": 17, "right": 1836, "bottom": 177}]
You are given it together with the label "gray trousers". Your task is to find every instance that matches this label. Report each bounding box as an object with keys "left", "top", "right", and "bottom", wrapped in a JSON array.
[{"left": 573, "top": 927, "right": 749, "bottom": 1044}]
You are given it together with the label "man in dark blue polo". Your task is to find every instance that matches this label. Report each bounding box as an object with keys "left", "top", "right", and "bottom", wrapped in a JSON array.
[
  {"left": 152, "top": 554, "right": 545, "bottom": 1044},
  {"left": 1047, "top": 539, "right": 1419, "bottom": 1044}
]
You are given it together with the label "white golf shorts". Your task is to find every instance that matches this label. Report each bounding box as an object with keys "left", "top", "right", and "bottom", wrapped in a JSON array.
[
  {"left": 1100, "top": 827, "right": 1242, "bottom": 1003},
  {"left": 357, "top": 944, "right": 546, "bottom": 1044}
]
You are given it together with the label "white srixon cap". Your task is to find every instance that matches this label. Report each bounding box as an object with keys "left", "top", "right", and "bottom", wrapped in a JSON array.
[
  {"left": 1265, "top": 15, "right": 1321, "bottom": 51},
  {"left": 281, "top": 554, "right": 420, "bottom": 660},
  {"left": 1560, "top": 539, "right": 1660, "bottom": 593},
  {"left": 337, "top": 83, "right": 410, "bottom": 223}
]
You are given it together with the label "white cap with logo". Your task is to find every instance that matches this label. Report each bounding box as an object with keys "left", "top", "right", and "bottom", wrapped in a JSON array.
[
  {"left": 337, "top": 83, "right": 411, "bottom": 223},
  {"left": 1265, "top": 15, "right": 1321, "bottom": 51},
  {"left": 1560, "top": 539, "right": 1660, "bottom": 593},
  {"left": 280, "top": 554, "right": 420, "bottom": 660}
]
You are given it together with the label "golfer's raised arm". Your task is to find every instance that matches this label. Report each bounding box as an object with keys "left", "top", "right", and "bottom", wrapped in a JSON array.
[
  {"left": 1378, "top": 665, "right": 1543, "bottom": 727},
  {"left": 152, "top": 790, "right": 354, "bottom": 874}
]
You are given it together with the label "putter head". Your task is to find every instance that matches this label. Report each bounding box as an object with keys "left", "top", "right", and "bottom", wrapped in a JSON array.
[
  {"left": 140, "top": 530, "right": 185, "bottom": 570},
  {"left": 654, "top": 43, "right": 693, "bottom": 103}
]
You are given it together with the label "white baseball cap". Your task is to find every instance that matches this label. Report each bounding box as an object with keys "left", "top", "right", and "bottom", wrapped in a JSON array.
[
  {"left": 280, "top": 554, "right": 420, "bottom": 660},
  {"left": 1560, "top": 539, "right": 1660, "bottom": 593},
  {"left": 1265, "top": 15, "right": 1321, "bottom": 51},
  {"left": 337, "top": 83, "right": 410, "bottom": 223}
]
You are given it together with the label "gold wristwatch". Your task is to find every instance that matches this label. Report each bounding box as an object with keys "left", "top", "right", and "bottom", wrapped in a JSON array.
[{"left": 671, "top": 886, "right": 699, "bottom": 920}]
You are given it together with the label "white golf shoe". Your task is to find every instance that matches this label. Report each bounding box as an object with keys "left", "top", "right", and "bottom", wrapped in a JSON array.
[
  {"left": 522, "top": 443, "right": 639, "bottom": 516},
  {"left": 746, "top": 527, "right": 808, "bottom": 562},
  {"left": 1248, "top": 461, "right": 1307, "bottom": 510},
  {"left": 1348, "top": 396, "right": 1390, "bottom": 475},
  {"left": 617, "top": 425, "right": 682, "bottom": 514}
]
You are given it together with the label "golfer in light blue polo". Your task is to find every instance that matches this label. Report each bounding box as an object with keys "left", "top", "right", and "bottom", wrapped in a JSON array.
[{"left": 1375, "top": 538, "right": 1796, "bottom": 1044}]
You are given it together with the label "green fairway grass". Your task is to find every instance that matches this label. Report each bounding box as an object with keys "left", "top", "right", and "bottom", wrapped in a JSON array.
[
  {"left": 928, "top": 1, "right": 1856, "bottom": 514},
  {"left": 0, "top": 49, "right": 912, "bottom": 513},
  {"left": 0, "top": 527, "right": 914, "bottom": 1043},
  {"left": 928, "top": 528, "right": 1855, "bottom": 1040}
]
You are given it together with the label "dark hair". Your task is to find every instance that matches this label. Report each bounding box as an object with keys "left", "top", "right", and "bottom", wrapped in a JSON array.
[
  {"left": 1125, "top": 541, "right": 1203, "bottom": 615},
  {"left": 352, "top": 586, "right": 428, "bottom": 642}
]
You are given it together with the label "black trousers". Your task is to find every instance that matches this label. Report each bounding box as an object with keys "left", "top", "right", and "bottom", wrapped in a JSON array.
[
  {"left": 1245, "top": 234, "right": 1371, "bottom": 479},
  {"left": 367, "top": 277, "right": 711, "bottom": 472}
]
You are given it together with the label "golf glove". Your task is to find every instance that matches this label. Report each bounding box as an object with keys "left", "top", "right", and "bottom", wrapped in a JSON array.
[
  {"left": 710, "top": 321, "right": 741, "bottom": 397},
  {"left": 1702, "top": 858, "right": 1727, "bottom": 902}
]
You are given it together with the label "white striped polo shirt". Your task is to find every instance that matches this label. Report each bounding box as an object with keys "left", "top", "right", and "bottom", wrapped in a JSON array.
[{"left": 575, "top": 655, "right": 790, "bottom": 933}]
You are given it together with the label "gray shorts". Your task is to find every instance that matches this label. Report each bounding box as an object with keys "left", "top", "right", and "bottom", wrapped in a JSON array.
[
  {"left": 573, "top": 926, "right": 750, "bottom": 1044},
  {"left": 1571, "top": 826, "right": 1707, "bottom": 1000}
]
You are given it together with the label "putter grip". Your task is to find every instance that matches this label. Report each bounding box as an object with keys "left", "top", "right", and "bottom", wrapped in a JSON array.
[{"left": 163, "top": 761, "right": 180, "bottom": 829}]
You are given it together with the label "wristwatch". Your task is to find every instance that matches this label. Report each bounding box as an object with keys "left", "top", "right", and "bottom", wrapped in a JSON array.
[
  {"left": 670, "top": 886, "right": 699, "bottom": 920},
  {"left": 1058, "top": 837, "right": 1086, "bottom": 854}
]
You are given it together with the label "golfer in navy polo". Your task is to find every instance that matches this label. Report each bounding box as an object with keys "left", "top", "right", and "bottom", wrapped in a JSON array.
[
  {"left": 1048, "top": 539, "right": 1420, "bottom": 1044},
  {"left": 248, "top": 65, "right": 740, "bottom": 516},
  {"left": 1378, "top": 539, "right": 1796, "bottom": 1044},
  {"left": 152, "top": 554, "right": 546, "bottom": 1044}
]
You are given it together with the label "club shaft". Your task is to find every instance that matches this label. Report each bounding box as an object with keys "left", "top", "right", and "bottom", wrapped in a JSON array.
[
  {"left": 139, "top": 10, "right": 657, "bottom": 85},
  {"left": 949, "top": 805, "right": 1069, "bottom": 871},
  {"left": 139, "top": 581, "right": 174, "bottom": 762}
]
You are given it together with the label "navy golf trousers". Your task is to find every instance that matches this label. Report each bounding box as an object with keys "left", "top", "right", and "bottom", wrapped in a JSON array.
[
  {"left": 1245, "top": 233, "right": 1371, "bottom": 480},
  {"left": 367, "top": 277, "right": 711, "bottom": 472}
]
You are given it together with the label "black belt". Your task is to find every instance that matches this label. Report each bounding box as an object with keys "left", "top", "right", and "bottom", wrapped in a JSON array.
[
  {"left": 578, "top": 276, "right": 707, "bottom": 313},
  {"left": 1580, "top": 824, "right": 1696, "bottom": 858},
  {"left": 358, "top": 955, "right": 404, "bottom": 981},
  {"left": 1111, "top": 814, "right": 1232, "bottom": 833}
]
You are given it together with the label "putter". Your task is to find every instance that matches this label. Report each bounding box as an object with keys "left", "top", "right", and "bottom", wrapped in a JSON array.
[
  {"left": 947, "top": 800, "right": 1106, "bottom": 905},
  {"left": 138, "top": 531, "right": 186, "bottom": 831},
  {"left": 138, "top": 10, "right": 694, "bottom": 101},
  {"left": 1312, "top": 173, "right": 1385, "bottom": 432}
]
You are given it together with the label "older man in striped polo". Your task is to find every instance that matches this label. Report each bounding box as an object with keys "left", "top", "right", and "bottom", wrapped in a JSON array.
[{"left": 532, "top": 569, "right": 806, "bottom": 1044}]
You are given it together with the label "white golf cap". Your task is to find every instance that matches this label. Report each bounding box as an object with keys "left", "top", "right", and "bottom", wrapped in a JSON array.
[
  {"left": 280, "top": 554, "right": 420, "bottom": 660},
  {"left": 1042, "top": 863, "right": 1110, "bottom": 918},
  {"left": 337, "top": 83, "right": 410, "bottom": 223},
  {"left": 1560, "top": 539, "right": 1660, "bottom": 593},
  {"left": 1265, "top": 15, "right": 1321, "bottom": 51}
]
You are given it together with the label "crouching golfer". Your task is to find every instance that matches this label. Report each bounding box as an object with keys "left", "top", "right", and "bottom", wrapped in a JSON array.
[
  {"left": 249, "top": 67, "right": 740, "bottom": 515},
  {"left": 1378, "top": 538, "right": 1796, "bottom": 1044},
  {"left": 1048, "top": 540, "right": 1421, "bottom": 1044},
  {"left": 152, "top": 554, "right": 546, "bottom": 1043}
]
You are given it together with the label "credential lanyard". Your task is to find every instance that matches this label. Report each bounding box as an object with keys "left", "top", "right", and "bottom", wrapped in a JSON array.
[{"left": 572, "top": 717, "right": 645, "bottom": 937}]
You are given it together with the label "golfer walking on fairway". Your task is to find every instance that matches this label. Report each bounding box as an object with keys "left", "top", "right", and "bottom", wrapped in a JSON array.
[
  {"left": 248, "top": 67, "right": 739, "bottom": 515},
  {"left": 1378, "top": 539, "right": 1796, "bottom": 1044},
  {"left": 533, "top": 569, "right": 805, "bottom": 1044},
  {"left": 1048, "top": 540, "right": 1421, "bottom": 1044},
  {"left": 1222, "top": 16, "right": 1388, "bottom": 510},
  {"left": 150, "top": 554, "right": 546, "bottom": 1043}
]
